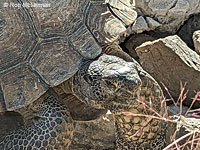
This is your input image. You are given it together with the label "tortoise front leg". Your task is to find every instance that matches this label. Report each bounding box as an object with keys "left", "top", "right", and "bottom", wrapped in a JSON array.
[
  {"left": 0, "top": 95, "right": 74, "bottom": 150},
  {"left": 114, "top": 73, "right": 167, "bottom": 150}
]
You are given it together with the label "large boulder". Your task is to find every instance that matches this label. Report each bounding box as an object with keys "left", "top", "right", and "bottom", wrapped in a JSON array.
[{"left": 135, "top": 35, "right": 200, "bottom": 107}]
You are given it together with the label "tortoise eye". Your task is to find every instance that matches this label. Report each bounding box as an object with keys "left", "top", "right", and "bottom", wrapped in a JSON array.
[{"left": 105, "top": 80, "right": 116, "bottom": 89}]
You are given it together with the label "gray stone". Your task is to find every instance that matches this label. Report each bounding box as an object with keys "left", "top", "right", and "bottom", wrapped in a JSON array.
[
  {"left": 167, "top": 105, "right": 189, "bottom": 116},
  {"left": 146, "top": 17, "right": 161, "bottom": 29},
  {"left": 166, "top": 115, "right": 200, "bottom": 149},
  {"left": 132, "top": 16, "right": 148, "bottom": 33},
  {"left": 133, "top": 0, "right": 200, "bottom": 33},
  {"left": 148, "top": 0, "right": 176, "bottom": 15}
]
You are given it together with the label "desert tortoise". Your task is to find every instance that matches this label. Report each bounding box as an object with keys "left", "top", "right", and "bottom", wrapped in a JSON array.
[
  {"left": 0, "top": 0, "right": 166, "bottom": 149},
  {"left": 0, "top": 0, "right": 139, "bottom": 149}
]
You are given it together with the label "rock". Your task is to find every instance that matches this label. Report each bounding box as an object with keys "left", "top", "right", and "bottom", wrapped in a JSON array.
[
  {"left": 177, "top": 14, "right": 200, "bottom": 49},
  {"left": 167, "top": 105, "right": 189, "bottom": 116},
  {"left": 193, "top": 30, "right": 200, "bottom": 54},
  {"left": 148, "top": 0, "right": 176, "bottom": 15},
  {"left": 167, "top": 0, "right": 189, "bottom": 17},
  {"left": 105, "top": 0, "right": 138, "bottom": 43},
  {"left": 146, "top": 17, "right": 161, "bottom": 29},
  {"left": 132, "top": 16, "right": 148, "bottom": 33},
  {"left": 69, "top": 114, "right": 115, "bottom": 150},
  {"left": 134, "top": 0, "right": 200, "bottom": 33},
  {"left": 135, "top": 35, "right": 200, "bottom": 107},
  {"left": 107, "top": 0, "right": 137, "bottom": 26},
  {"left": 130, "top": 16, "right": 161, "bottom": 34}
]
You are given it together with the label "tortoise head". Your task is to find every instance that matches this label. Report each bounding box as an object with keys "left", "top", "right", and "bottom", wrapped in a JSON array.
[{"left": 71, "top": 54, "right": 142, "bottom": 110}]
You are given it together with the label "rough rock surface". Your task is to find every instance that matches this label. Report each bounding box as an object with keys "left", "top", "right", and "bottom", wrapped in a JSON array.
[
  {"left": 125, "top": 15, "right": 162, "bottom": 38},
  {"left": 131, "top": 16, "right": 161, "bottom": 34},
  {"left": 135, "top": 35, "right": 200, "bottom": 107},
  {"left": 132, "top": 0, "right": 200, "bottom": 33},
  {"left": 124, "top": 32, "right": 172, "bottom": 59},
  {"left": 193, "top": 30, "right": 200, "bottom": 54}
]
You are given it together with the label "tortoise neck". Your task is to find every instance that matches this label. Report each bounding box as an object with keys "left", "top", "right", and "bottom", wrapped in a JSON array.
[{"left": 16, "top": 107, "right": 35, "bottom": 125}]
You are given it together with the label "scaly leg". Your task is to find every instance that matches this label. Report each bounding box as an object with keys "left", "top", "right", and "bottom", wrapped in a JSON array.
[
  {"left": 114, "top": 74, "right": 167, "bottom": 150},
  {"left": 0, "top": 95, "right": 74, "bottom": 150}
]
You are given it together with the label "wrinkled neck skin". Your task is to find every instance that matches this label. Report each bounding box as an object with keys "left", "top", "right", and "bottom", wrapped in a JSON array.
[{"left": 16, "top": 107, "right": 35, "bottom": 125}]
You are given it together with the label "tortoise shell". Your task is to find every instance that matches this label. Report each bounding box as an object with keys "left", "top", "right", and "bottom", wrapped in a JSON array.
[{"left": 0, "top": 0, "right": 136, "bottom": 111}]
